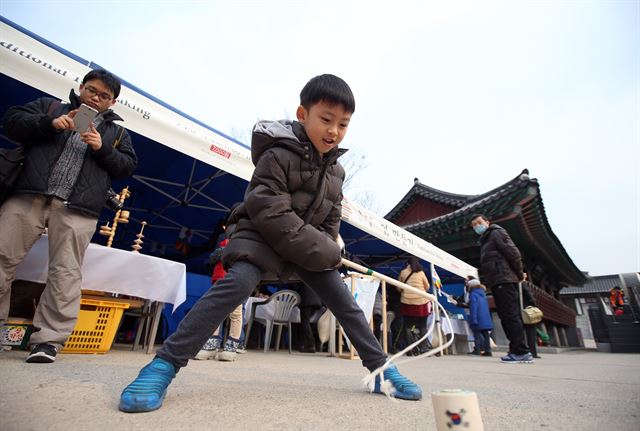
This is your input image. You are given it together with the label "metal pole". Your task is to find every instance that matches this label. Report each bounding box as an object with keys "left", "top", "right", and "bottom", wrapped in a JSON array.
[{"left": 431, "top": 263, "right": 444, "bottom": 350}]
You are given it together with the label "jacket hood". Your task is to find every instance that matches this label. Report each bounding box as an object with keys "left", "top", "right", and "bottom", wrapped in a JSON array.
[
  {"left": 68, "top": 89, "right": 124, "bottom": 123},
  {"left": 251, "top": 119, "right": 346, "bottom": 166}
]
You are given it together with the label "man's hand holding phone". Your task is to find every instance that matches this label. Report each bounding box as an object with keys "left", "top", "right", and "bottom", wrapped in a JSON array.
[
  {"left": 51, "top": 104, "right": 99, "bottom": 133},
  {"left": 80, "top": 123, "right": 103, "bottom": 151},
  {"left": 52, "top": 109, "right": 78, "bottom": 131}
]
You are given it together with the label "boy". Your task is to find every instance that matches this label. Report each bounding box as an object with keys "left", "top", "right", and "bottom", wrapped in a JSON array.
[{"left": 119, "top": 74, "right": 422, "bottom": 413}]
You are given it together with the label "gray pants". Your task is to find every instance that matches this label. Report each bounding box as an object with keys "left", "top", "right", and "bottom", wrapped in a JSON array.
[
  {"left": 157, "top": 260, "right": 387, "bottom": 371},
  {"left": 0, "top": 194, "right": 97, "bottom": 349}
]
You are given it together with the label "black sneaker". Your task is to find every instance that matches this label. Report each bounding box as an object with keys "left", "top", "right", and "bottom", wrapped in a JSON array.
[
  {"left": 299, "top": 345, "right": 316, "bottom": 354},
  {"left": 26, "top": 343, "right": 57, "bottom": 363}
]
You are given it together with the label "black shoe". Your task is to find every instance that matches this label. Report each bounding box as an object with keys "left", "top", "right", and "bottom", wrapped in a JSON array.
[
  {"left": 299, "top": 345, "right": 316, "bottom": 353},
  {"left": 534, "top": 355, "right": 541, "bottom": 359},
  {"left": 26, "top": 343, "right": 57, "bottom": 363},
  {"left": 481, "top": 352, "right": 493, "bottom": 357},
  {"left": 467, "top": 350, "right": 482, "bottom": 355}
]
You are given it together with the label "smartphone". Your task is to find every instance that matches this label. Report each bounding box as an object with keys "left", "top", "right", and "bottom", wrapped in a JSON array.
[{"left": 73, "top": 103, "right": 99, "bottom": 133}]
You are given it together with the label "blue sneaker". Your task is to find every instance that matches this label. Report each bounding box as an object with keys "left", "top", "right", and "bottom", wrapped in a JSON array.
[
  {"left": 119, "top": 357, "right": 176, "bottom": 413},
  {"left": 500, "top": 352, "right": 534, "bottom": 364},
  {"left": 373, "top": 365, "right": 423, "bottom": 400}
]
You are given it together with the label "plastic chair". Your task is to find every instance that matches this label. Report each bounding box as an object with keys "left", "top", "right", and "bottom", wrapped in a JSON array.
[{"left": 245, "top": 290, "right": 300, "bottom": 353}]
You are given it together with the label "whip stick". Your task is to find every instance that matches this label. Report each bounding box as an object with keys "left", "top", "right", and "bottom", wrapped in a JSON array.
[
  {"left": 340, "top": 258, "right": 437, "bottom": 301},
  {"left": 340, "top": 257, "right": 455, "bottom": 389}
]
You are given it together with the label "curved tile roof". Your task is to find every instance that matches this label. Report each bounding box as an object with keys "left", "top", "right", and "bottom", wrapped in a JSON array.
[
  {"left": 385, "top": 169, "right": 586, "bottom": 286},
  {"left": 560, "top": 274, "right": 622, "bottom": 295}
]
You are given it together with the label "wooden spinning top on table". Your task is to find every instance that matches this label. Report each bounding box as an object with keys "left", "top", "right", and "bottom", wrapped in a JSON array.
[
  {"left": 131, "top": 221, "right": 147, "bottom": 253},
  {"left": 106, "top": 186, "right": 132, "bottom": 248},
  {"left": 118, "top": 210, "right": 130, "bottom": 224},
  {"left": 99, "top": 222, "right": 113, "bottom": 236}
]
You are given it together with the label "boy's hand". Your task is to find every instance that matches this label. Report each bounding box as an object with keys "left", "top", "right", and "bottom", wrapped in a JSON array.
[
  {"left": 81, "top": 123, "right": 102, "bottom": 151},
  {"left": 52, "top": 109, "right": 78, "bottom": 130}
]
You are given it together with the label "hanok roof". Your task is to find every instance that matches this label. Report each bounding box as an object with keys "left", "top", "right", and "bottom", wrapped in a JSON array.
[
  {"left": 386, "top": 169, "right": 586, "bottom": 287},
  {"left": 560, "top": 274, "right": 622, "bottom": 295},
  {"left": 620, "top": 272, "right": 640, "bottom": 289}
]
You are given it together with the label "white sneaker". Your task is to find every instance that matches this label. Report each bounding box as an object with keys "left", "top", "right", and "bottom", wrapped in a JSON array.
[
  {"left": 194, "top": 336, "right": 220, "bottom": 360},
  {"left": 217, "top": 338, "right": 239, "bottom": 362},
  {"left": 217, "top": 350, "right": 237, "bottom": 362},
  {"left": 195, "top": 349, "right": 217, "bottom": 360}
]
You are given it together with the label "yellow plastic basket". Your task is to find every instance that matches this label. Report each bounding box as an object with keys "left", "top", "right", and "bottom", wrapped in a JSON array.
[{"left": 62, "top": 298, "right": 130, "bottom": 354}]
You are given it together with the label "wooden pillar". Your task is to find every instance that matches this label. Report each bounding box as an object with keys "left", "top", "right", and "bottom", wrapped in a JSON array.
[
  {"left": 558, "top": 326, "right": 568, "bottom": 347},
  {"left": 550, "top": 324, "right": 561, "bottom": 347}
]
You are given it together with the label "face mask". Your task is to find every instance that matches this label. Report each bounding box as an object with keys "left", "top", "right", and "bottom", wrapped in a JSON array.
[{"left": 473, "top": 224, "right": 488, "bottom": 235}]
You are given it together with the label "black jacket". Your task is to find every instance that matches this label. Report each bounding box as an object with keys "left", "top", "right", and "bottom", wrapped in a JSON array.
[
  {"left": 223, "top": 120, "right": 345, "bottom": 279},
  {"left": 478, "top": 224, "right": 524, "bottom": 288},
  {"left": 2, "top": 90, "right": 137, "bottom": 217}
]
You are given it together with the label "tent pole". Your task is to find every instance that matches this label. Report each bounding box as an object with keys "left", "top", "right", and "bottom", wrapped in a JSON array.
[{"left": 430, "top": 263, "right": 444, "bottom": 351}]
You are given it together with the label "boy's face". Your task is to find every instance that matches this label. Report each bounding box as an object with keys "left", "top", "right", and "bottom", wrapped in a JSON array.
[{"left": 296, "top": 100, "right": 351, "bottom": 155}]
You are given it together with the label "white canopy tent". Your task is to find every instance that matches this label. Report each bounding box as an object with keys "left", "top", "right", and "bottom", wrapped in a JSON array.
[{"left": 0, "top": 16, "right": 476, "bottom": 279}]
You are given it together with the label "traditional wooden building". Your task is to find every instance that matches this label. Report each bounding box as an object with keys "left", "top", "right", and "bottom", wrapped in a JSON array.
[{"left": 386, "top": 169, "right": 587, "bottom": 347}]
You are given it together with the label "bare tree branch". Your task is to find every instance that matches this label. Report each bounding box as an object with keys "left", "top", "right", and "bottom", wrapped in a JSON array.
[{"left": 340, "top": 151, "right": 367, "bottom": 193}]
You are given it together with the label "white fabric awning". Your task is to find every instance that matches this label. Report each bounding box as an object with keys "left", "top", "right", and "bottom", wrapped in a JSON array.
[{"left": 0, "top": 17, "right": 477, "bottom": 278}]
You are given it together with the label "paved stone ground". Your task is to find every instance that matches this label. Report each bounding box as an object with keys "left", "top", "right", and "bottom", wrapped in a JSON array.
[{"left": 1, "top": 346, "right": 638, "bottom": 430}]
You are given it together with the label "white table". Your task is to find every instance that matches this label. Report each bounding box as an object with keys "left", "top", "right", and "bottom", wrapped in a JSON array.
[
  {"left": 14, "top": 235, "right": 187, "bottom": 353},
  {"left": 427, "top": 316, "right": 473, "bottom": 336},
  {"left": 427, "top": 315, "right": 474, "bottom": 354}
]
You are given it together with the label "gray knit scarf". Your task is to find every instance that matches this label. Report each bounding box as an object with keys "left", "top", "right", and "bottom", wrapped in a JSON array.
[{"left": 47, "top": 114, "right": 105, "bottom": 200}]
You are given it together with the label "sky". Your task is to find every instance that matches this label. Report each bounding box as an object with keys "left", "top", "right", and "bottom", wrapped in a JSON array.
[{"left": 1, "top": 0, "right": 638, "bottom": 277}]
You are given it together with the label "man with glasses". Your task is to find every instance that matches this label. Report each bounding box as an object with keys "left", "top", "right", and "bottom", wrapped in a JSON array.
[{"left": 0, "top": 69, "right": 137, "bottom": 363}]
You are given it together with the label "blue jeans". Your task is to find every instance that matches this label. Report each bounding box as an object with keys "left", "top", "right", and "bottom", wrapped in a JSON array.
[{"left": 472, "top": 329, "right": 492, "bottom": 353}]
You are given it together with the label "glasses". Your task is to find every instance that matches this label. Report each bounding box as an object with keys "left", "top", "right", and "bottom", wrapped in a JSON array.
[{"left": 83, "top": 85, "right": 113, "bottom": 102}]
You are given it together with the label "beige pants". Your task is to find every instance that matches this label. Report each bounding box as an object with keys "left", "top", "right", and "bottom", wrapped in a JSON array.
[
  {"left": 0, "top": 194, "right": 97, "bottom": 349},
  {"left": 213, "top": 304, "right": 243, "bottom": 340}
]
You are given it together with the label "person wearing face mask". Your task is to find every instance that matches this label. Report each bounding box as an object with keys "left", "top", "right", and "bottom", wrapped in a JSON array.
[{"left": 469, "top": 214, "right": 533, "bottom": 364}]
